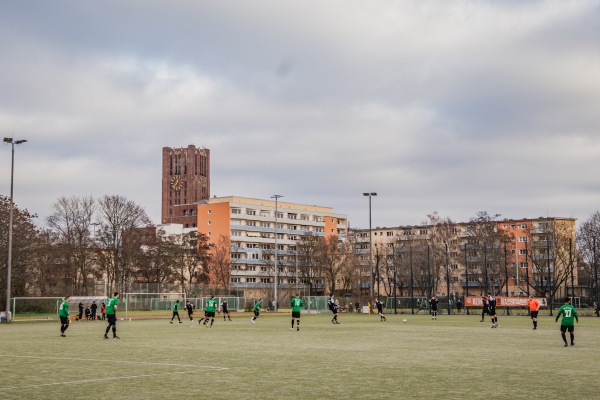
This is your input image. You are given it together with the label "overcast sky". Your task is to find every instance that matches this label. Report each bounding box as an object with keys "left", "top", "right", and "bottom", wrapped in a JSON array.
[{"left": 1, "top": 1, "right": 599, "bottom": 230}]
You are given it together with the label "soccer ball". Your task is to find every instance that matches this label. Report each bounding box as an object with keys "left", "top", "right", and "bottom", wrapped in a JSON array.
[{"left": 402, "top": 319, "right": 407, "bottom": 323}]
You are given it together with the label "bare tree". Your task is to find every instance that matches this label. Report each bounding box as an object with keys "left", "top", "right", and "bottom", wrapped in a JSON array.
[
  {"left": 96, "top": 195, "right": 151, "bottom": 293},
  {"left": 0, "top": 196, "right": 40, "bottom": 307},
  {"left": 46, "top": 195, "right": 97, "bottom": 294},
  {"left": 296, "top": 233, "right": 324, "bottom": 296},
  {"left": 462, "top": 211, "right": 506, "bottom": 295},
  {"left": 577, "top": 211, "right": 600, "bottom": 301},
  {"left": 317, "top": 235, "right": 352, "bottom": 295},
  {"left": 209, "top": 234, "right": 231, "bottom": 294}
]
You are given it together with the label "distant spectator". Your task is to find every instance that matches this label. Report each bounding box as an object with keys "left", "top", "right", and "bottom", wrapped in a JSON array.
[
  {"left": 101, "top": 302, "right": 106, "bottom": 320},
  {"left": 78, "top": 302, "right": 84, "bottom": 321},
  {"left": 456, "top": 299, "right": 463, "bottom": 313},
  {"left": 84, "top": 306, "right": 91, "bottom": 320},
  {"left": 90, "top": 301, "right": 98, "bottom": 320},
  {"left": 355, "top": 300, "right": 360, "bottom": 313}
]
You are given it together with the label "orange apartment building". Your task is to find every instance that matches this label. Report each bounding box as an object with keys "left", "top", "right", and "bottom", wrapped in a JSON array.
[
  {"left": 355, "top": 217, "right": 577, "bottom": 302},
  {"left": 196, "top": 196, "right": 348, "bottom": 299}
]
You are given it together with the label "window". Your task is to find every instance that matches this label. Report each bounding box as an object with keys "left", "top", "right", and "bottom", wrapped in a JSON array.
[
  {"left": 260, "top": 211, "right": 270, "bottom": 217},
  {"left": 246, "top": 278, "right": 256, "bottom": 283},
  {"left": 518, "top": 236, "right": 528, "bottom": 242},
  {"left": 314, "top": 217, "right": 323, "bottom": 222},
  {"left": 261, "top": 278, "right": 270, "bottom": 283},
  {"left": 207, "top": 220, "right": 211, "bottom": 225},
  {"left": 519, "top": 224, "right": 527, "bottom": 229},
  {"left": 231, "top": 219, "right": 241, "bottom": 225},
  {"left": 231, "top": 254, "right": 242, "bottom": 259},
  {"left": 260, "top": 267, "right": 268, "bottom": 272},
  {"left": 277, "top": 233, "right": 284, "bottom": 239},
  {"left": 247, "top": 266, "right": 256, "bottom": 271},
  {"left": 387, "top": 232, "right": 394, "bottom": 237},
  {"left": 231, "top": 277, "right": 240, "bottom": 283},
  {"left": 288, "top": 213, "right": 297, "bottom": 220},
  {"left": 247, "top": 221, "right": 257, "bottom": 227},
  {"left": 276, "top": 212, "right": 284, "bottom": 219},
  {"left": 232, "top": 208, "right": 241, "bottom": 214},
  {"left": 232, "top": 231, "right": 241, "bottom": 237},
  {"left": 300, "top": 215, "right": 309, "bottom": 221},
  {"left": 260, "top": 222, "right": 270, "bottom": 228},
  {"left": 387, "top": 243, "right": 394, "bottom": 248},
  {"left": 247, "top": 209, "right": 256, "bottom": 216},
  {"left": 520, "top": 262, "right": 529, "bottom": 268},
  {"left": 519, "top": 249, "right": 527, "bottom": 255},
  {"left": 231, "top": 265, "right": 241, "bottom": 271},
  {"left": 207, "top": 209, "right": 211, "bottom": 214},
  {"left": 420, "top": 229, "right": 428, "bottom": 235}
]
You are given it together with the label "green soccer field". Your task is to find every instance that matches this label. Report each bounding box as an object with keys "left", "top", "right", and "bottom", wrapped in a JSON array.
[{"left": 1, "top": 313, "right": 600, "bottom": 400}]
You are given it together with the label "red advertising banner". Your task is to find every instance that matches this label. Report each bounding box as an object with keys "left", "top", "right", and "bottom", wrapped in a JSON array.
[{"left": 465, "top": 296, "right": 547, "bottom": 308}]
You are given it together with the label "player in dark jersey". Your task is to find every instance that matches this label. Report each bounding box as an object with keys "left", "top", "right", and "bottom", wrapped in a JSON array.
[
  {"left": 328, "top": 294, "right": 340, "bottom": 324},
  {"left": 375, "top": 298, "right": 387, "bottom": 321},
  {"left": 429, "top": 296, "right": 439, "bottom": 320},
  {"left": 170, "top": 299, "right": 182, "bottom": 324},
  {"left": 487, "top": 293, "right": 498, "bottom": 328},
  {"left": 222, "top": 299, "right": 232, "bottom": 321},
  {"left": 185, "top": 300, "right": 194, "bottom": 324},
  {"left": 480, "top": 295, "right": 489, "bottom": 322}
]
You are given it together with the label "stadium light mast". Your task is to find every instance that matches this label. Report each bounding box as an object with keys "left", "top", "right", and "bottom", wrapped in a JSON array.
[
  {"left": 445, "top": 242, "right": 451, "bottom": 315},
  {"left": 3, "top": 137, "right": 27, "bottom": 323},
  {"left": 363, "top": 192, "right": 377, "bottom": 306},
  {"left": 271, "top": 195, "right": 283, "bottom": 312}
]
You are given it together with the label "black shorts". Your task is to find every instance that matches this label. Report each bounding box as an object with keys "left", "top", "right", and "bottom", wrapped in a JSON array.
[
  {"left": 331, "top": 308, "right": 338, "bottom": 315},
  {"left": 60, "top": 316, "right": 69, "bottom": 325},
  {"left": 204, "top": 311, "right": 215, "bottom": 318},
  {"left": 292, "top": 311, "right": 301, "bottom": 318},
  {"left": 172, "top": 311, "right": 179, "bottom": 316},
  {"left": 482, "top": 307, "right": 489, "bottom": 314},
  {"left": 254, "top": 310, "right": 260, "bottom": 317},
  {"left": 107, "top": 314, "right": 117, "bottom": 324},
  {"left": 560, "top": 325, "right": 574, "bottom": 333},
  {"left": 222, "top": 307, "right": 229, "bottom": 314},
  {"left": 431, "top": 307, "right": 438, "bottom": 312},
  {"left": 530, "top": 311, "right": 538, "bottom": 319},
  {"left": 377, "top": 308, "right": 384, "bottom": 314},
  {"left": 488, "top": 308, "right": 496, "bottom": 316}
]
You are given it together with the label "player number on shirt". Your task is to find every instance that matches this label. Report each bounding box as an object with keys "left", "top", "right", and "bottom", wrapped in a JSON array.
[{"left": 564, "top": 309, "right": 571, "bottom": 317}]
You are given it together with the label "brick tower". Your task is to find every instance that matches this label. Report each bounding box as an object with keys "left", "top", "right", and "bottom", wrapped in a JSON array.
[{"left": 161, "top": 145, "right": 210, "bottom": 227}]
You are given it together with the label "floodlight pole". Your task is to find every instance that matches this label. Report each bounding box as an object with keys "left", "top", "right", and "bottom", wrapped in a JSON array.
[
  {"left": 363, "top": 192, "right": 377, "bottom": 308},
  {"left": 3, "top": 137, "right": 27, "bottom": 323},
  {"left": 271, "top": 195, "right": 283, "bottom": 312}
]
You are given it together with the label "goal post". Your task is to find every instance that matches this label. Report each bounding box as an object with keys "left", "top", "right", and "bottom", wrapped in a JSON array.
[{"left": 124, "top": 292, "right": 186, "bottom": 319}]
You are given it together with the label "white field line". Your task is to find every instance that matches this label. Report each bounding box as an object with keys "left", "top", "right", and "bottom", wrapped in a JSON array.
[
  {"left": 0, "top": 370, "right": 198, "bottom": 391},
  {"left": 0, "top": 354, "right": 228, "bottom": 370}
]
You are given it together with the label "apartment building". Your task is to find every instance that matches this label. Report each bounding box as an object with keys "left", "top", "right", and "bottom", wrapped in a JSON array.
[
  {"left": 196, "top": 196, "right": 348, "bottom": 298},
  {"left": 353, "top": 217, "right": 577, "bottom": 300}
]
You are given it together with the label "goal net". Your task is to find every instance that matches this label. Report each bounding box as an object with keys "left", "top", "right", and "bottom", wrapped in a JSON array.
[
  {"left": 196, "top": 296, "right": 242, "bottom": 312},
  {"left": 304, "top": 296, "right": 330, "bottom": 313},
  {"left": 11, "top": 296, "right": 106, "bottom": 321},
  {"left": 124, "top": 292, "right": 185, "bottom": 319}
]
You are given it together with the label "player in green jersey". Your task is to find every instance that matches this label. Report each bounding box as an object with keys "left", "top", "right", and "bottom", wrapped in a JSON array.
[
  {"left": 201, "top": 295, "right": 218, "bottom": 328},
  {"left": 251, "top": 298, "right": 262, "bottom": 324},
  {"left": 104, "top": 292, "right": 120, "bottom": 339},
  {"left": 58, "top": 296, "right": 71, "bottom": 337},
  {"left": 290, "top": 293, "right": 304, "bottom": 331},
  {"left": 555, "top": 297, "right": 579, "bottom": 347},
  {"left": 170, "top": 299, "right": 182, "bottom": 324}
]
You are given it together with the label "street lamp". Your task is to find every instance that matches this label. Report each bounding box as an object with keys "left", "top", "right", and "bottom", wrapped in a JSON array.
[
  {"left": 3, "top": 137, "right": 27, "bottom": 323},
  {"left": 363, "top": 192, "right": 377, "bottom": 305},
  {"left": 271, "top": 195, "right": 283, "bottom": 312}
]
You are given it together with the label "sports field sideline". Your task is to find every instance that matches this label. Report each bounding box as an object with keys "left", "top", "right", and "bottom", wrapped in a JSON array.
[{"left": 1, "top": 313, "right": 599, "bottom": 400}]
